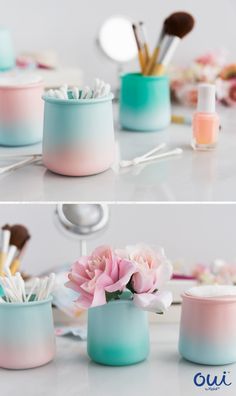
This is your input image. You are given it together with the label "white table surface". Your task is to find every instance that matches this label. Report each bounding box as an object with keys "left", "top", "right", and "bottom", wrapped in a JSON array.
[
  {"left": 0, "top": 105, "right": 236, "bottom": 202},
  {"left": 1, "top": 323, "right": 235, "bottom": 396}
]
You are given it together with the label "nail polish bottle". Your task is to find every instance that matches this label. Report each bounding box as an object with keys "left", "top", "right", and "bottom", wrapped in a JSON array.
[{"left": 192, "top": 83, "right": 220, "bottom": 151}]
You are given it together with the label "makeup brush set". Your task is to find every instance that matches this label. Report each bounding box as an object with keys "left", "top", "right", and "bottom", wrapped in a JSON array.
[
  {"left": 132, "top": 12, "right": 195, "bottom": 75},
  {"left": 0, "top": 224, "right": 30, "bottom": 276}
]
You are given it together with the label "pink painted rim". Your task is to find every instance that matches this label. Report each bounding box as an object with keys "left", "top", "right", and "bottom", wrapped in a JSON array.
[
  {"left": 0, "top": 81, "right": 44, "bottom": 90},
  {"left": 181, "top": 292, "right": 236, "bottom": 304}
]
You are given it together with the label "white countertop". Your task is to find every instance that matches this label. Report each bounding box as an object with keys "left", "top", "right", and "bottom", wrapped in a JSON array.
[
  {"left": 0, "top": 105, "right": 236, "bottom": 202},
  {"left": 1, "top": 323, "right": 235, "bottom": 396}
]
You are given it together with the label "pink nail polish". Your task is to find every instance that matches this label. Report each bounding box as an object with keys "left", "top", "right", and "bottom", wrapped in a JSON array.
[{"left": 192, "top": 84, "right": 220, "bottom": 151}]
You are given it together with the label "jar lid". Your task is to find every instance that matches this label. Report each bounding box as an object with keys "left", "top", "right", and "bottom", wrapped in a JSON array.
[
  {"left": 0, "top": 72, "right": 43, "bottom": 88},
  {"left": 185, "top": 285, "right": 236, "bottom": 298}
]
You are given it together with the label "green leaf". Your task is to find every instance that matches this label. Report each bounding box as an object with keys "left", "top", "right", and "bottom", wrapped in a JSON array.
[{"left": 105, "top": 290, "right": 123, "bottom": 303}]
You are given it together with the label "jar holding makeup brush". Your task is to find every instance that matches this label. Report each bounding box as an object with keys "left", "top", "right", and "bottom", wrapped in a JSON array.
[
  {"left": 119, "top": 73, "right": 171, "bottom": 131},
  {"left": 0, "top": 74, "right": 44, "bottom": 146},
  {"left": 42, "top": 92, "right": 115, "bottom": 176},
  {"left": 0, "top": 296, "right": 55, "bottom": 369}
]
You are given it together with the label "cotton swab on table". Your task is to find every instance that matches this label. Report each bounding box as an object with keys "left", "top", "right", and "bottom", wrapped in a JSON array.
[
  {"left": 0, "top": 155, "right": 42, "bottom": 175},
  {"left": 136, "top": 148, "right": 183, "bottom": 165},
  {"left": 120, "top": 147, "right": 183, "bottom": 168},
  {"left": 119, "top": 142, "right": 166, "bottom": 168}
]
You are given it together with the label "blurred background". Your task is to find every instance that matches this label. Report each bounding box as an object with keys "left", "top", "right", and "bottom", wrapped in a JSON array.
[
  {"left": 2, "top": 0, "right": 236, "bottom": 86},
  {"left": 1, "top": 203, "right": 236, "bottom": 275}
]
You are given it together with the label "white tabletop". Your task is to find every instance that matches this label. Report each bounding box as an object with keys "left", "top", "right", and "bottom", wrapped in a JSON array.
[
  {"left": 0, "top": 105, "right": 235, "bottom": 202},
  {"left": 1, "top": 323, "right": 235, "bottom": 396}
]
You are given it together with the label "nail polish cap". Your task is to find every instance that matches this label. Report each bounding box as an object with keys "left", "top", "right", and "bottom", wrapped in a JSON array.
[{"left": 197, "top": 83, "right": 216, "bottom": 113}]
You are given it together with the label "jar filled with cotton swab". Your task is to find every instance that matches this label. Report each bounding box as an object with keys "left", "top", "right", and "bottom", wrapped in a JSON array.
[
  {"left": 42, "top": 78, "right": 115, "bottom": 176},
  {"left": 0, "top": 272, "right": 56, "bottom": 369}
]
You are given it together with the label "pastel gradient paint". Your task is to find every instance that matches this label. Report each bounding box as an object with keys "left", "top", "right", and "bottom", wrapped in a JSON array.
[
  {"left": 120, "top": 73, "right": 171, "bottom": 131},
  {"left": 0, "top": 76, "right": 44, "bottom": 146},
  {"left": 87, "top": 299, "right": 150, "bottom": 366},
  {"left": 42, "top": 93, "right": 115, "bottom": 176},
  {"left": 179, "top": 292, "right": 236, "bottom": 365},
  {"left": 0, "top": 297, "right": 55, "bottom": 369}
]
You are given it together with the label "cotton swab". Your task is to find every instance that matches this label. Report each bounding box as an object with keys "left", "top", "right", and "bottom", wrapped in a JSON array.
[
  {"left": 120, "top": 147, "right": 183, "bottom": 168},
  {"left": 27, "top": 277, "right": 40, "bottom": 302},
  {"left": 119, "top": 143, "right": 166, "bottom": 168},
  {"left": 0, "top": 273, "right": 55, "bottom": 303},
  {"left": 0, "top": 155, "right": 41, "bottom": 175},
  {"left": 72, "top": 86, "right": 79, "bottom": 99},
  {"left": 135, "top": 148, "right": 183, "bottom": 165},
  {"left": 46, "top": 79, "right": 111, "bottom": 100},
  {"left": 60, "top": 84, "right": 68, "bottom": 99}
]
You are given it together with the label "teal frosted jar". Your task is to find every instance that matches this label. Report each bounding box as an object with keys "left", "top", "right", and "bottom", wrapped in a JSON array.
[
  {"left": 120, "top": 73, "right": 171, "bottom": 131},
  {"left": 87, "top": 299, "right": 150, "bottom": 366}
]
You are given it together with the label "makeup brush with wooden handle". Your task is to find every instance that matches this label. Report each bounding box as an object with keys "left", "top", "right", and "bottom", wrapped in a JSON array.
[
  {"left": 143, "top": 20, "right": 166, "bottom": 75},
  {"left": 144, "top": 12, "right": 194, "bottom": 76},
  {"left": 132, "top": 23, "right": 146, "bottom": 73},
  {"left": 139, "top": 22, "right": 150, "bottom": 65},
  {"left": 0, "top": 225, "right": 11, "bottom": 275},
  {"left": 152, "top": 12, "right": 195, "bottom": 76},
  {"left": 4, "top": 225, "right": 30, "bottom": 274}
]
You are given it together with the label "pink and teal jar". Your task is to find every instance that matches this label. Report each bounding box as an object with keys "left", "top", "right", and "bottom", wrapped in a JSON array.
[
  {"left": 42, "top": 93, "right": 115, "bottom": 176},
  {"left": 119, "top": 73, "right": 171, "bottom": 131},
  {"left": 0, "top": 76, "right": 44, "bottom": 146},
  {"left": 0, "top": 296, "right": 56, "bottom": 369},
  {"left": 87, "top": 298, "right": 150, "bottom": 366},
  {"left": 179, "top": 292, "right": 236, "bottom": 365}
]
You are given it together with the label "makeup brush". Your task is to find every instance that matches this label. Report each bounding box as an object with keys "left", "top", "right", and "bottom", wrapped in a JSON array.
[
  {"left": 132, "top": 23, "right": 145, "bottom": 73},
  {"left": 143, "top": 20, "right": 166, "bottom": 75},
  {"left": 144, "top": 12, "right": 194, "bottom": 76},
  {"left": 152, "top": 12, "right": 195, "bottom": 76},
  {"left": 10, "top": 238, "right": 30, "bottom": 275},
  {"left": 139, "top": 22, "right": 150, "bottom": 64},
  {"left": 4, "top": 225, "right": 30, "bottom": 274},
  {"left": 0, "top": 225, "right": 11, "bottom": 275}
]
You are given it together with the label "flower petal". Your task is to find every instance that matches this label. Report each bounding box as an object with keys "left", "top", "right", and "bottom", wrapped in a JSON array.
[
  {"left": 105, "top": 259, "right": 136, "bottom": 292},
  {"left": 133, "top": 291, "right": 173, "bottom": 313}
]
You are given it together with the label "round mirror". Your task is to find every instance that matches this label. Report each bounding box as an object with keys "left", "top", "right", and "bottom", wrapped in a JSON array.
[
  {"left": 98, "top": 15, "right": 137, "bottom": 63},
  {"left": 56, "top": 203, "right": 109, "bottom": 237}
]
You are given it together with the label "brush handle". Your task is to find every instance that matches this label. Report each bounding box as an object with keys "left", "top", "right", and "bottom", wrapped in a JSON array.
[
  {"left": 10, "top": 258, "right": 20, "bottom": 275},
  {"left": 138, "top": 49, "right": 146, "bottom": 73},
  {"left": 144, "top": 46, "right": 160, "bottom": 75},
  {"left": 0, "top": 252, "right": 6, "bottom": 275},
  {"left": 151, "top": 63, "right": 166, "bottom": 76},
  {"left": 143, "top": 43, "right": 150, "bottom": 64}
]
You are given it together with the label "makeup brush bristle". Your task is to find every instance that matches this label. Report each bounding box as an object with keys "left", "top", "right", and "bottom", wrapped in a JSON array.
[
  {"left": 2, "top": 224, "right": 11, "bottom": 231},
  {"left": 165, "top": 11, "right": 195, "bottom": 39},
  {"left": 10, "top": 225, "right": 30, "bottom": 249}
]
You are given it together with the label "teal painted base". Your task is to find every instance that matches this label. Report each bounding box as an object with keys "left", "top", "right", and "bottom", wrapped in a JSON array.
[
  {"left": 87, "top": 299, "right": 150, "bottom": 366},
  {"left": 120, "top": 73, "right": 171, "bottom": 132},
  {"left": 0, "top": 122, "right": 43, "bottom": 146},
  {"left": 179, "top": 335, "right": 236, "bottom": 365}
]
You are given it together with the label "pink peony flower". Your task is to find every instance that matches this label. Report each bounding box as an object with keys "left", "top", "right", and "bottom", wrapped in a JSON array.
[
  {"left": 66, "top": 245, "right": 136, "bottom": 309},
  {"left": 118, "top": 244, "right": 173, "bottom": 313},
  {"left": 216, "top": 78, "right": 236, "bottom": 107}
]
